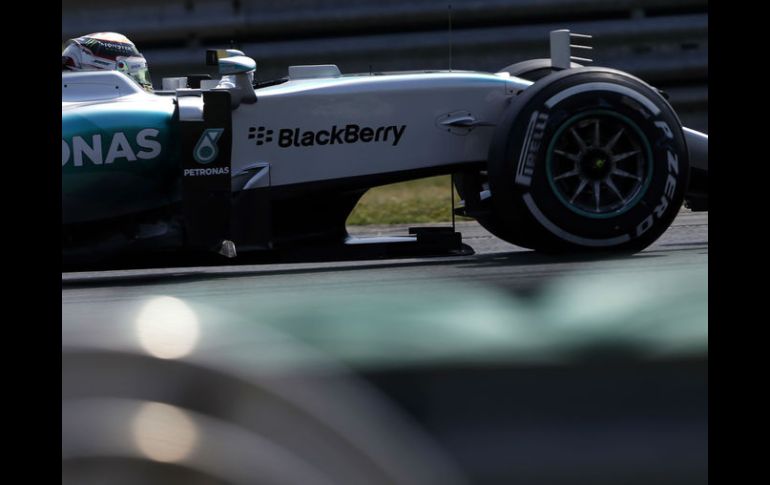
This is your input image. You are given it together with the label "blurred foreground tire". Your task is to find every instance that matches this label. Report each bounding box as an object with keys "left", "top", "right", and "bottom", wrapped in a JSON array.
[{"left": 62, "top": 296, "right": 466, "bottom": 485}]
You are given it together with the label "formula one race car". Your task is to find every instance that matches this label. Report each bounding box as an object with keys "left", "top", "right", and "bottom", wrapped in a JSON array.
[{"left": 62, "top": 30, "right": 708, "bottom": 266}]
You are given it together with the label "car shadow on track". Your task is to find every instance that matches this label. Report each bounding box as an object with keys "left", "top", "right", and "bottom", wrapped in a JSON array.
[{"left": 61, "top": 248, "right": 665, "bottom": 289}]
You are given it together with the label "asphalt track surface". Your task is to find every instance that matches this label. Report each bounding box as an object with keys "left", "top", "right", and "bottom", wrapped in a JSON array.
[
  {"left": 62, "top": 210, "right": 707, "bottom": 300},
  {"left": 62, "top": 210, "right": 707, "bottom": 485}
]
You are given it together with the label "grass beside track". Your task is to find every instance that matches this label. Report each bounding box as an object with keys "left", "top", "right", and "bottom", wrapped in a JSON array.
[{"left": 347, "top": 175, "right": 469, "bottom": 225}]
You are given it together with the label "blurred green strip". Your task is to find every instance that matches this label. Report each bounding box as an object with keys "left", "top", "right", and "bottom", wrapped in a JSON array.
[{"left": 214, "top": 263, "right": 707, "bottom": 370}]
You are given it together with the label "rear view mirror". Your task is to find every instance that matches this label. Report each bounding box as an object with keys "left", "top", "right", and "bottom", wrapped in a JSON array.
[
  {"left": 205, "top": 49, "right": 246, "bottom": 66},
  {"left": 218, "top": 56, "right": 257, "bottom": 76}
]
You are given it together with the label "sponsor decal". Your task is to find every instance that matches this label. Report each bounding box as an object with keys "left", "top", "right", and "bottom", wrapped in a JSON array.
[
  {"left": 194, "top": 128, "right": 225, "bottom": 164},
  {"left": 636, "top": 122, "right": 678, "bottom": 237},
  {"left": 248, "top": 126, "right": 273, "bottom": 146},
  {"left": 248, "top": 123, "right": 406, "bottom": 148},
  {"left": 184, "top": 167, "right": 230, "bottom": 177},
  {"left": 61, "top": 128, "right": 161, "bottom": 167},
  {"left": 515, "top": 111, "right": 549, "bottom": 187}
]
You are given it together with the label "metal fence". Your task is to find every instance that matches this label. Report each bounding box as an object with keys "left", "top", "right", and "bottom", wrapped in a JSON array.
[{"left": 62, "top": 0, "right": 707, "bottom": 131}]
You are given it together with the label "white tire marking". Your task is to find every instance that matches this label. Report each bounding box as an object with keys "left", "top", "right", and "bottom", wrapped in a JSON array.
[
  {"left": 523, "top": 193, "right": 631, "bottom": 247},
  {"left": 515, "top": 112, "right": 539, "bottom": 187},
  {"left": 544, "top": 82, "right": 661, "bottom": 116}
]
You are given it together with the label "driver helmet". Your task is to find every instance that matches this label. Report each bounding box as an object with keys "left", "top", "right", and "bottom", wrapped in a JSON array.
[{"left": 62, "top": 32, "right": 153, "bottom": 92}]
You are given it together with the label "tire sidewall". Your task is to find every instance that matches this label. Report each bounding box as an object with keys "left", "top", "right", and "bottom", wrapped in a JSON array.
[{"left": 489, "top": 68, "right": 689, "bottom": 251}]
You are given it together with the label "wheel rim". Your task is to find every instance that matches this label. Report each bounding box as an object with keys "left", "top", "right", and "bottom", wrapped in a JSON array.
[{"left": 545, "top": 110, "right": 653, "bottom": 219}]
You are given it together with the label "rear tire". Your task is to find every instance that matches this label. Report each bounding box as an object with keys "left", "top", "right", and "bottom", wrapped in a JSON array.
[
  {"left": 454, "top": 59, "right": 581, "bottom": 249},
  {"left": 487, "top": 67, "right": 689, "bottom": 253}
]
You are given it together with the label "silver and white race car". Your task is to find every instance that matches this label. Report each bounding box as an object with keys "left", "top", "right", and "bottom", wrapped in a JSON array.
[{"left": 61, "top": 30, "right": 708, "bottom": 265}]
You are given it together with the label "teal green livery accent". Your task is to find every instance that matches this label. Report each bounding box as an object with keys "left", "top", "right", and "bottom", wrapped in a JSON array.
[{"left": 62, "top": 99, "right": 179, "bottom": 224}]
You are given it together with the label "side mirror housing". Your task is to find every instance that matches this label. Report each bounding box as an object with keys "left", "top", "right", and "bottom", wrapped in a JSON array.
[
  {"left": 203, "top": 49, "right": 258, "bottom": 108},
  {"left": 218, "top": 56, "right": 257, "bottom": 76}
]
